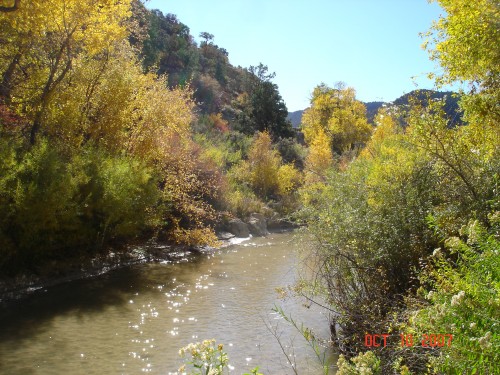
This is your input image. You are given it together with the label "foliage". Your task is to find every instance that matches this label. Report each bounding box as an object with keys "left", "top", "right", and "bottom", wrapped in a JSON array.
[
  {"left": 157, "top": 137, "right": 225, "bottom": 245},
  {"left": 277, "top": 164, "right": 302, "bottom": 197},
  {"left": 231, "top": 64, "right": 294, "bottom": 139},
  {"left": 423, "top": 0, "right": 499, "bottom": 88},
  {"left": 0, "top": 139, "right": 159, "bottom": 274},
  {"left": 246, "top": 131, "right": 281, "bottom": 198},
  {"left": 0, "top": 0, "right": 132, "bottom": 143},
  {"left": 406, "top": 216, "right": 500, "bottom": 374},
  {"left": 336, "top": 352, "right": 381, "bottom": 375},
  {"left": 225, "top": 188, "right": 266, "bottom": 219},
  {"left": 178, "top": 339, "right": 229, "bottom": 375},
  {"left": 360, "top": 106, "right": 400, "bottom": 159},
  {"left": 228, "top": 131, "right": 303, "bottom": 204},
  {"left": 299, "top": 2, "right": 500, "bottom": 369},
  {"left": 423, "top": 0, "right": 500, "bottom": 124},
  {"left": 302, "top": 82, "right": 372, "bottom": 155},
  {"left": 304, "top": 128, "right": 333, "bottom": 182},
  {"left": 299, "top": 89, "right": 499, "bottom": 366},
  {"left": 0, "top": 0, "right": 230, "bottom": 275},
  {"left": 406, "top": 98, "right": 500, "bottom": 233},
  {"left": 177, "top": 339, "right": 263, "bottom": 375},
  {"left": 275, "top": 136, "right": 307, "bottom": 169}
]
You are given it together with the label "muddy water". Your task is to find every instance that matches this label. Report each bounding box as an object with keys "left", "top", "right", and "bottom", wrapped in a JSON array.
[{"left": 0, "top": 232, "right": 336, "bottom": 374}]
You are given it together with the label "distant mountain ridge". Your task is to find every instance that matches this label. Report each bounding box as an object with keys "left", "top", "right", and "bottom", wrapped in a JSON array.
[
  {"left": 287, "top": 89, "right": 462, "bottom": 128},
  {"left": 287, "top": 110, "right": 304, "bottom": 128}
]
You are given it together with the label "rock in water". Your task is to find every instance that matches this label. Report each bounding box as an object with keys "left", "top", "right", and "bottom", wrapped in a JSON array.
[
  {"left": 228, "top": 219, "right": 250, "bottom": 238},
  {"left": 247, "top": 213, "right": 268, "bottom": 237}
]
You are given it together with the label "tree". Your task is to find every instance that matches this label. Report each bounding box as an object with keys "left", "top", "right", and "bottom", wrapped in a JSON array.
[
  {"left": 248, "top": 63, "right": 276, "bottom": 85},
  {"left": 423, "top": 0, "right": 500, "bottom": 123},
  {"left": 233, "top": 64, "right": 293, "bottom": 139},
  {"left": 0, "top": 0, "right": 132, "bottom": 144},
  {"left": 360, "top": 106, "right": 400, "bottom": 159},
  {"left": 247, "top": 131, "right": 281, "bottom": 198},
  {"left": 424, "top": 0, "right": 499, "bottom": 88},
  {"left": 302, "top": 82, "right": 372, "bottom": 155},
  {"left": 199, "top": 31, "right": 214, "bottom": 44},
  {"left": 304, "top": 128, "right": 333, "bottom": 181}
]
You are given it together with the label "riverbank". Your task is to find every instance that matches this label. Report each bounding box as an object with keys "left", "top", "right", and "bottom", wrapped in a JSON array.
[
  {"left": 0, "top": 224, "right": 297, "bottom": 304},
  {"left": 0, "top": 207, "right": 298, "bottom": 304},
  {"left": 0, "top": 240, "right": 198, "bottom": 304}
]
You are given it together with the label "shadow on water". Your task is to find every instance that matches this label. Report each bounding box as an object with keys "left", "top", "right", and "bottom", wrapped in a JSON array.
[{"left": 0, "top": 251, "right": 211, "bottom": 346}]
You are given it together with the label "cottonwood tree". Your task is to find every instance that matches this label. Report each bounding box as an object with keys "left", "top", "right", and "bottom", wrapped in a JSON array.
[
  {"left": 423, "top": 0, "right": 500, "bottom": 123},
  {"left": 0, "top": 0, "right": 131, "bottom": 144},
  {"left": 302, "top": 82, "right": 372, "bottom": 155}
]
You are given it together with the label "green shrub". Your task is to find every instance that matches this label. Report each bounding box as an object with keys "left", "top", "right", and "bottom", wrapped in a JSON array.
[
  {"left": 0, "top": 138, "right": 159, "bottom": 274},
  {"left": 0, "top": 139, "right": 80, "bottom": 271},
  {"left": 71, "top": 146, "right": 160, "bottom": 243},
  {"left": 408, "top": 215, "right": 500, "bottom": 374}
]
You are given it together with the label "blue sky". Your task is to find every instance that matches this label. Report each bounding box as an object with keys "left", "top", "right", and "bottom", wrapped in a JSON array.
[{"left": 145, "top": 0, "right": 452, "bottom": 111}]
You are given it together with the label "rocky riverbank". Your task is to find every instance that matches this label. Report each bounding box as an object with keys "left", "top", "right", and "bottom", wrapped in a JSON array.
[{"left": 0, "top": 213, "right": 296, "bottom": 304}]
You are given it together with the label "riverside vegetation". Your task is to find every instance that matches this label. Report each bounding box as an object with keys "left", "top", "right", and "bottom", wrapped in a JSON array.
[{"left": 0, "top": 0, "right": 498, "bottom": 374}]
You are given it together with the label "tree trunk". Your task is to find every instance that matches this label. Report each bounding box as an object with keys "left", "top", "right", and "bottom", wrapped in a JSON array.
[
  {"left": 29, "top": 34, "right": 74, "bottom": 145},
  {"left": 0, "top": 52, "right": 21, "bottom": 104}
]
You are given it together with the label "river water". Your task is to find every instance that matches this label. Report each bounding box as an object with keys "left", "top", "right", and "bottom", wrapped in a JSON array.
[{"left": 0, "top": 232, "right": 336, "bottom": 374}]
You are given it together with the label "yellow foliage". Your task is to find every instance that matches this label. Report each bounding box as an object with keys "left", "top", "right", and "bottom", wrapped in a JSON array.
[
  {"left": 277, "top": 163, "right": 302, "bottom": 196},
  {"left": 226, "top": 189, "right": 266, "bottom": 218},
  {"left": 127, "top": 74, "right": 194, "bottom": 161},
  {"left": 361, "top": 107, "right": 400, "bottom": 159},
  {"left": 0, "top": 0, "right": 133, "bottom": 144},
  {"left": 302, "top": 83, "right": 372, "bottom": 155},
  {"left": 247, "top": 131, "right": 281, "bottom": 198},
  {"left": 227, "top": 131, "right": 303, "bottom": 204},
  {"left": 305, "top": 128, "right": 333, "bottom": 182},
  {"left": 1, "top": 0, "right": 131, "bottom": 54},
  {"left": 41, "top": 43, "right": 194, "bottom": 158},
  {"left": 172, "top": 226, "right": 220, "bottom": 247},
  {"left": 0, "top": 0, "right": 223, "bottom": 250},
  {"left": 208, "top": 113, "right": 229, "bottom": 132}
]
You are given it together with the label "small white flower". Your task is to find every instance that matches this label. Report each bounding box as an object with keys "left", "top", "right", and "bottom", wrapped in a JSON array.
[
  {"left": 451, "top": 291, "right": 465, "bottom": 306},
  {"left": 478, "top": 332, "right": 492, "bottom": 349},
  {"left": 432, "top": 248, "right": 442, "bottom": 257},
  {"left": 470, "top": 322, "right": 477, "bottom": 329}
]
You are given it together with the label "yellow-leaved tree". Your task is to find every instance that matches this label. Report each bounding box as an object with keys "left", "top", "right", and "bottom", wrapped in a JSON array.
[
  {"left": 360, "top": 106, "right": 401, "bottom": 159},
  {"left": 0, "top": 0, "right": 132, "bottom": 143},
  {"left": 246, "top": 131, "right": 281, "bottom": 198},
  {"left": 304, "top": 128, "right": 333, "bottom": 182},
  {"left": 302, "top": 82, "right": 372, "bottom": 155}
]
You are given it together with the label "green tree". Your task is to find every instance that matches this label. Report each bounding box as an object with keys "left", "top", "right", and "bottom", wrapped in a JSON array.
[
  {"left": 233, "top": 64, "right": 294, "bottom": 139},
  {"left": 199, "top": 31, "right": 214, "bottom": 44}
]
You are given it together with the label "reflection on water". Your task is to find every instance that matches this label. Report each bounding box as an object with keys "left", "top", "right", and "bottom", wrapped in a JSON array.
[{"left": 0, "top": 232, "right": 336, "bottom": 374}]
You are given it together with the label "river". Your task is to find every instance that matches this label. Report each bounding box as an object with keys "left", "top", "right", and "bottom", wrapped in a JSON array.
[{"left": 0, "top": 232, "right": 336, "bottom": 374}]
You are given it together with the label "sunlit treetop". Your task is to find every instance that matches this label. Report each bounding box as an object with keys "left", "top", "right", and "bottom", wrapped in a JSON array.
[
  {"left": 423, "top": 0, "right": 500, "bottom": 88},
  {"left": 1, "top": 0, "right": 131, "bottom": 55}
]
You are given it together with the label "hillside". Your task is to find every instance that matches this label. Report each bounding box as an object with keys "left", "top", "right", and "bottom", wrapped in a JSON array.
[
  {"left": 129, "top": 1, "right": 293, "bottom": 138},
  {"left": 287, "top": 110, "right": 304, "bottom": 128}
]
